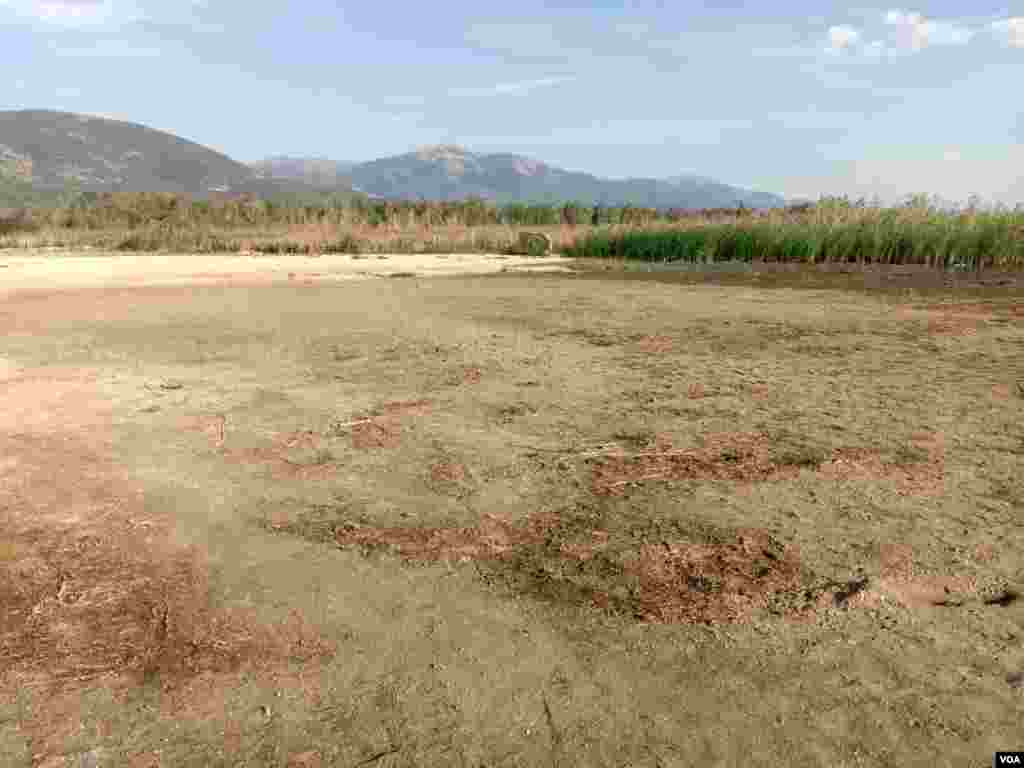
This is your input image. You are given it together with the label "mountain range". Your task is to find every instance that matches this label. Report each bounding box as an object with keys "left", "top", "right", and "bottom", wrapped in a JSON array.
[
  {"left": 1, "top": 110, "right": 786, "bottom": 209},
  {"left": 315, "top": 144, "right": 782, "bottom": 209}
]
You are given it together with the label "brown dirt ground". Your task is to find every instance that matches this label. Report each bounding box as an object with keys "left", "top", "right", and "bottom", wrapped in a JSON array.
[{"left": 1, "top": 258, "right": 1022, "bottom": 766}]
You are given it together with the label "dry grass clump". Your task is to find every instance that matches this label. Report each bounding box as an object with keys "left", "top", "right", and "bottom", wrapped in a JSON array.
[
  {"left": 817, "top": 432, "right": 945, "bottom": 496},
  {"left": 330, "top": 511, "right": 812, "bottom": 626},
  {"left": 334, "top": 511, "right": 560, "bottom": 562},
  {"left": 2, "top": 444, "right": 335, "bottom": 760},
  {"left": 180, "top": 399, "right": 436, "bottom": 468},
  {"left": 583, "top": 430, "right": 944, "bottom": 498},
  {"left": 1, "top": 429, "right": 336, "bottom": 698},
  {"left": 621, "top": 528, "right": 804, "bottom": 624},
  {"left": 589, "top": 432, "right": 802, "bottom": 496},
  {"left": 339, "top": 398, "right": 434, "bottom": 450},
  {"left": 1, "top": 365, "right": 336, "bottom": 759}
]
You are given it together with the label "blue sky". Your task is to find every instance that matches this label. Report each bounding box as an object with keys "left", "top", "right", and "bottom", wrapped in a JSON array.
[{"left": 1, "top": 1, "right": 1022, "bottom": 205}]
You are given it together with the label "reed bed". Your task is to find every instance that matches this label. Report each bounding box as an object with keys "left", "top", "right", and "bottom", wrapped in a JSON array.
[
  {"left": 1, "top": 193, "right": 1021, "bottom": 270},
  {"left": 564, "top": 205, "right": 1024, "bottom": 271}
]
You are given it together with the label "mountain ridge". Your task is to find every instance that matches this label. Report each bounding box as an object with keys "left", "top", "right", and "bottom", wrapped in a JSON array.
[
  {"left": 2, "top": 111, "right": 787, "bottom": 209},
  {"left": 0, "top": 109, "right": 254, "bottom": 196},
  {"left": 0, "top": 110, "right": 363, "bottom": 204},
  {"left": 336, "top": 144, "right": 785, "bottom": 209}
]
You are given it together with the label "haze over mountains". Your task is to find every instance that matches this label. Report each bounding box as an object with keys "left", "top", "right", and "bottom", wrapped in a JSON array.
[{"left": 1, "top": 110, "right": 786, "bottom": 209}]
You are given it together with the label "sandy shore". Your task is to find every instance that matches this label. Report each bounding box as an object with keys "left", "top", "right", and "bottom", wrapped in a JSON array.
[{"left": 0, "top": 250, "right": 574, "bottom": 293}]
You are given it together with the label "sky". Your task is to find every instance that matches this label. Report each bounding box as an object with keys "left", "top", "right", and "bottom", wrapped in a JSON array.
[{"left": 1, "top": 0, "right": 1022, "bottom": 206}]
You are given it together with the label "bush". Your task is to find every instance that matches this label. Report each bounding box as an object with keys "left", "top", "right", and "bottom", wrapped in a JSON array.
[{"left": 0, "top": 208, "right": 37, "bottom": 235}]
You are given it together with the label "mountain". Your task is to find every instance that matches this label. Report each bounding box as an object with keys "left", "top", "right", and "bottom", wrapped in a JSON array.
[
  {"left": 0, "top": 110, "right": 358, "bottom": 202},
  {"left": 250, "top": 156, "right": 355, "bottom": 187},
  {"left": 345, "top": 145, "right": 786, "bottom": 210},
  {"left": 1, "top": 110, "right": 786, "bottom": 209},
  {"left": 662, "top": 174, "right": 784, "bottom": 210}
]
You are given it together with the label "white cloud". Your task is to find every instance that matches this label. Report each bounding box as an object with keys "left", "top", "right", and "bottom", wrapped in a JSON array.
[
  {"left": 410, "top": 76, "right": 575, "bottom": 102},
  {"left": 991, "top": 17, "right": 1024, "bottom": 48},
  {"left": 0, "top": 0, "right": 127, "bottom": 26},
  {"left": 826, "top": 24, "right": 860, "bottom": 53},
  {"left": 36, "top": 0, "right": 105, "bottom": 20},
  {"left": 883, "top": 8, "right": 973, "bottom": 51},
  {"left": 884, "top": 9, "right": 921, "bottom": 27},
  {"left": 0, "top": 0, "right": 203, "bottom": 26},
  {"left": 488, "top": 77, "right": 574, "bottom": 95},
  {"left": 821, "top": 9, "right": 990, "bottom": 58}
]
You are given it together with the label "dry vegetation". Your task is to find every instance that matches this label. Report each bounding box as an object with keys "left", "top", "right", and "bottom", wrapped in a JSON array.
[
  {"left": 4, "top": 193, "right": 1021, "bottom": 272},
  {"left": 1, "top": 218, "right": 1022, "bottom": 765}
]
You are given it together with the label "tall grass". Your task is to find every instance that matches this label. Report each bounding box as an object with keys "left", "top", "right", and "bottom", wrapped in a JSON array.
[
  {"left": 563, "top": 202, "right": 1024, "bottom": 271},
  {"left": 1, "top": 192, "right": 1021, "bottom": 270}
]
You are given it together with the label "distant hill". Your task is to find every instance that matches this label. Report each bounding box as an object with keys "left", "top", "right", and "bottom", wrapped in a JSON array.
[
  {"left": 1, "top": 111, "right": 786, "bottom": 210},
  {"left": 662, "top": 174, "right": 785, "bottom": 210},
  {"left": 250, "top": 156, "right": 355, "bottom": 187},
  {"left": 346, "top": 145, "right": 786, "bottom": 210},
  {"left": 0, "top": 110, "right": 359, "bottom": 203}
]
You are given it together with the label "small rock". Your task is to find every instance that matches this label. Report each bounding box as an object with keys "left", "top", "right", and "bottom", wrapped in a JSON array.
[
  {"left": 978, "top": 578, "right": 1019, "bottom": 607},
  {"left": 1006, "top": 672, "right": 1023, "bottom": 689},
  {"left": 159, "top": 381, "right": 184, "bottom": 391},
  {"left": 983, "top": 589, "right": 1019, "bottom": 607}
]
